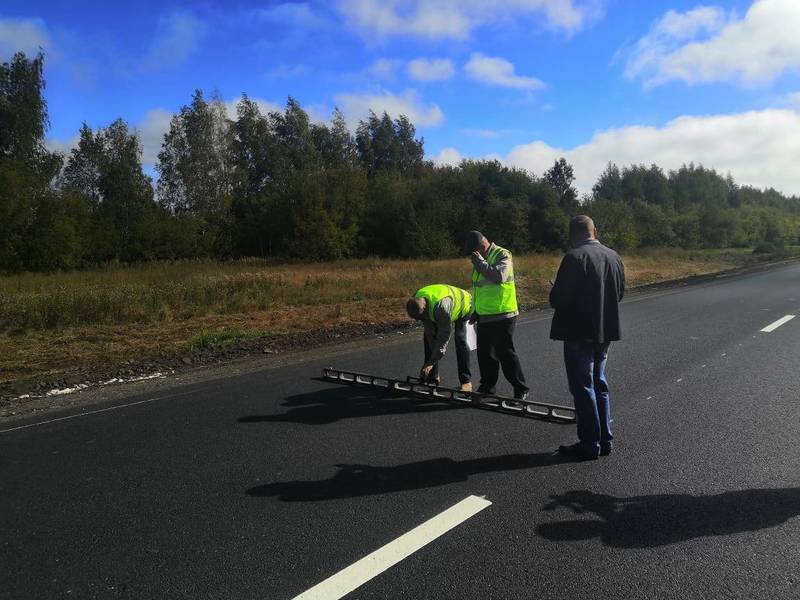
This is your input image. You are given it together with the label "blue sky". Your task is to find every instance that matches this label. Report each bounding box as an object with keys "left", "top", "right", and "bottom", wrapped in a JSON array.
[{"left": 3, "top": 0, "right": 800, "bottom": 194}]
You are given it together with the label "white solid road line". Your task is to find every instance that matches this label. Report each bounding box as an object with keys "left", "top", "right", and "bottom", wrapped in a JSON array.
[
  {"left": 760, "top": 314, "right": 796, "bottom": 333},
  {"left": 292, "top": 495, "right": 492, "bottom": 600}
]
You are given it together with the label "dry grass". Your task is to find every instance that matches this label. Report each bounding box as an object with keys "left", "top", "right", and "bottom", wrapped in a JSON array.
[{"left": 0, "top": 248, "right": 770, "bottom": 383}]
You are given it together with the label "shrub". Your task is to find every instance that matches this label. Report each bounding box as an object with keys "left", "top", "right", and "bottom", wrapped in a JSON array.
[{"left": 753, "top": 242, "right": 777, "bottom": 255}]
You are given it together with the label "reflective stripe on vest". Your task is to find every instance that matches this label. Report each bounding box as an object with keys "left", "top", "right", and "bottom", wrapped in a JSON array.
[
  {"left": 472, "top": 245, "right": 518, "bottom": 315},
  {"left": 414, "top": 284, "right": 473, "bottom": 322}
]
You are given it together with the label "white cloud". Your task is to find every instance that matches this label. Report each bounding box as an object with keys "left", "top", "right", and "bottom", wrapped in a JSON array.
[
  {"left": 462, "top": 128, "right": 503, "bottom": 138},
  {"left": 299, "top": 102, "right": 332, "bottom": 124},
  {"left": 339, "top": 0, "right": 470, "bottom": 39},
  {"left": 335, "top": 89, "right": 445, "bottom": 127},
  {"left": 136, "top": 108, "right": 173, "bottom": 167},
  {"left": 141, "top": 12, "right": 208, "bottom": 71},
  {"left": 651, "top": 5, "right": 727, "bottom": 40},
  {"left": 267, "top": 63, "right": 308, "bottom": 78},
  {"left": 431, "top": 147, "right": 463, "bottom": 165},
  {"left": 625, "top": 0, "right": 800, "bottom": 87},
  {"left": 254, "top": 2, "right": 327, "bottom": 28},
  {"left": 0, "top": 17, "right": 51, "bottom": 58},
  {"left": 465, "top": 53, "right": 545, "bottom": 90},
  {"left": 407, "top": 57, "right": 455, "bottom": 82},
  {"left": 338, "top": 0, "right": 602, "bottom": 39},
  {"left": 368, "top": 58, "right": 401, "bottom": 79},
  {"left": 45, "top": 134, "right": 80, "bottom": 157},
  {"left": 502, "top": 108, "right": 800, "bottom": 195}
]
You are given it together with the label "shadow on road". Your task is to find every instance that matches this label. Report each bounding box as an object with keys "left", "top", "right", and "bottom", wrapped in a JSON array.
[
  {"left": 538, "top": 488, "right": 800, "bottom": 548},
  {"left": 248, "top": 452, "right": 563, "bottom": 501},
  {"left": 238, "top": 385, "right": 461, "bottom": 425}
]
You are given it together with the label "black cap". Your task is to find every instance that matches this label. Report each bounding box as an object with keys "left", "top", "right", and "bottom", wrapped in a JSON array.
[{"left": 462, "top": 230, "right": 483, "bottom": 256}]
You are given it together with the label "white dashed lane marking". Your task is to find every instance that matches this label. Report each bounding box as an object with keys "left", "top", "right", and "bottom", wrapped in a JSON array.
[
  {"left": 292, "top": 495, "right": 492, "bottom": 600},
  {"left": 761, "top": 315, "right": 796, "bottom": 333}
]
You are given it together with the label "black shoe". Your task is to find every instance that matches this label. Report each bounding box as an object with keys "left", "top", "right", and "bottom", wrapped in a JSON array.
[
  {"left": 558, "top": 443, "right": 599, "bottom": 461},
  {"left": 514, "top": 390, "right": 529, "bottom": 402},
  {"left": 476, "top": 386, "right": 496, "bottom": 395},
  {"left": 600, "top": 445, "right": 612, "bottom": 456}
]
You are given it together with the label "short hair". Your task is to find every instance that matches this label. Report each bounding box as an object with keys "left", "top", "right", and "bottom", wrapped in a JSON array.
[
  {"left": 569, "top": 215, "right": 595, "bottom": 238},
  {"left": 462, "top": 230, "right": 487, "bottom": 256},
  {"left": 406, "top": 297, "right": 426, "bottom": 319}
]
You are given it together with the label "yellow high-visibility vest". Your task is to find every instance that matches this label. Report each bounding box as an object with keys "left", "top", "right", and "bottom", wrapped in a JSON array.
[
  {"left": 414, "top": 284, "right": 473, "bottom": 321},
  {"left": 472, "top": 245, "right": 518, "bottom": 315}
]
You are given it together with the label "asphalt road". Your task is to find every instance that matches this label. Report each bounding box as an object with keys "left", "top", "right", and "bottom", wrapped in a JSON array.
[{"left": 2, "top": 263, "right": 800, "bottom": 599}]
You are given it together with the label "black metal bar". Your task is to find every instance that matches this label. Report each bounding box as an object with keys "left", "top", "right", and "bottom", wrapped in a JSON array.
[{"left": 321, "top": 367, "right": 575, "bottom": 424}]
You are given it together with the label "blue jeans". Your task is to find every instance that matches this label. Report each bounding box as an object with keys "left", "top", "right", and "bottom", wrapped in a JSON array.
[{"left": 563, "top": 341, "right": 613, "bottom": 452}]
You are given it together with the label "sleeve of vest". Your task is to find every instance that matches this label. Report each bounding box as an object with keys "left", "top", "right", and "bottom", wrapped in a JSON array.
[
  {"left": 422, "top": 320, "right": 436, "bottom": 345},
  {"left": 473, "top": 250, "right": 511, "bottom": 284},
  {"left": 428, "top": 300, "right": 452, "bottom": 363}
]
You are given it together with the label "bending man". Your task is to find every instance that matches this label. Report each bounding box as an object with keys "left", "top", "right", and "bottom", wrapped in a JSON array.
[{"left": 406, "top": 284, "right": 473, "bottom": 391}]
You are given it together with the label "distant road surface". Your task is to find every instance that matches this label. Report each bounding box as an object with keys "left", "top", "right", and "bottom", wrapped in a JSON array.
[{"left": 3, "top": 263, "right": 800, "bottom": 599}]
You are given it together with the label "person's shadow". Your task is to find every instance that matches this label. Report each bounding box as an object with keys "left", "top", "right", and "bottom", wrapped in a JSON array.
[
  {"left": 238, "top": 384, "right": 462, "bottom": 426},
  {"left": 538, "top": 489, "right": 800, "bottom": 548},
  {"left": 248, "top": 452, "right": 563, "bottom": 501}
]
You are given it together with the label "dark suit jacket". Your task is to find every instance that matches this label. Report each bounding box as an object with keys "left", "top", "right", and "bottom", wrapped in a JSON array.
[{"left": 549, "top": 239, "right": 625, "bottom": 343}]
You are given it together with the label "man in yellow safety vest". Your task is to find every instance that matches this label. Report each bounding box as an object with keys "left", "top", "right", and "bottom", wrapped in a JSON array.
[
  {"left": 463, "top": 230, "right": 530, "bottom": 401},
  {"left": 406, "top": 284, "right": 474, "bottom": 392}
]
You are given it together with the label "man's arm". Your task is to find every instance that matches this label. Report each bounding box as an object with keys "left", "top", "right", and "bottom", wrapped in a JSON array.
[
  {"left": 616, "top": 256, "right": 626, "bottom": 301},
  {"left": 422, "top": 320, "right": 437, "bottom": 347},
  {"left": 549, "top": 253, "right": 581, "bottom": 309},
  {"left": 471, "top": 249, "right": 512, "bottom": 284},
  {"left": 426, "top": 298, "right": 453, "bottom": 364}
]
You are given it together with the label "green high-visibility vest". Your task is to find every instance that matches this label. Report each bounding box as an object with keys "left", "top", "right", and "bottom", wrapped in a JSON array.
[
  {"left": 472, "top": 244, "right": 518, "bottom": 315},
  {"left": 414, "top": 284, "right": 473, "bottom": 321}
]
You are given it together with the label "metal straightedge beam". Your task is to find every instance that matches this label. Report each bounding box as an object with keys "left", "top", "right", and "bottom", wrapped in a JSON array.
[{"left": 321, "top": 367, "right": 576, "bottom": 424}]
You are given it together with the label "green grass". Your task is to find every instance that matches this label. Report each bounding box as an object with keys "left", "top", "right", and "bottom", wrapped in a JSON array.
[
  {"left": 3, "top": 247, "right": 798, "bottom": 384},
  {"left": 3, "top": 248, "right": 795, "bottom": 333},
  {"left": 184, "top": 328, "right": 269, "bottom": 351},
  {"left": 0, "top": 248, "right": 798, "bottom": 335}
]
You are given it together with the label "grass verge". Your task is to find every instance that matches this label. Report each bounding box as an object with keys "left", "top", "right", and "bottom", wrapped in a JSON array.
[
  {"left": 1, "top": 247, "right": 796, "bottom": 386},
  {"left": 184, "top": 328, "right": 269, "bottom": 352}
]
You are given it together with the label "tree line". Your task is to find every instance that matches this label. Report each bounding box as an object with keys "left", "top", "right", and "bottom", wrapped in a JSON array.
[{"left": 2, "top": 52, "right": 799, "bottom": 272}]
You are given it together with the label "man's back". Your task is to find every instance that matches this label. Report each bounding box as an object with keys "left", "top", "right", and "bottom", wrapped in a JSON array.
[{"left": 549, "top": 240, "right": 625, "bottom": 343}]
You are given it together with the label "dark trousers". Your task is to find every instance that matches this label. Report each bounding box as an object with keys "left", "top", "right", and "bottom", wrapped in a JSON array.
[
  {"left": 563, "top": 341, "right": 613, "bottom": 452},
  {"left": 423, "top": 318, "right": 471, "bottom": 384},
  {"left": 476, "top": 316, "right": 528, "bottom": 394}
]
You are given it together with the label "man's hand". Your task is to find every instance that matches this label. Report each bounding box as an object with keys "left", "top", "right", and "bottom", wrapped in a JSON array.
[
  {"left": 471, "top": 250, "right": 484, "bottom": 262},
  {"left": 420, "top": 364, "right": 434, "bottom": 380}
]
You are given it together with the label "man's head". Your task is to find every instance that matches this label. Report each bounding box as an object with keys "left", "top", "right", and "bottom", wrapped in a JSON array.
[
  {"left": 462, "top": 230, "right": 490, "bottom": 256},
  {"left": 569, "top": 215, "right": 597, "bottom": 246},
  {"left": 406, "top": 296, "right": 427, "bottom": 320}
]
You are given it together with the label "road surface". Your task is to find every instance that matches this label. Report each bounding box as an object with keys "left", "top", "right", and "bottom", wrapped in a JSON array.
[{"left": 2, "top": 263, "right": 800, "bottom": 599}]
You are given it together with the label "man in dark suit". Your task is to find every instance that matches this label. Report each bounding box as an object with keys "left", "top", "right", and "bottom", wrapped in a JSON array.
[{"left": 550, "top": 215, "right": 625, "bottom": 461}]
